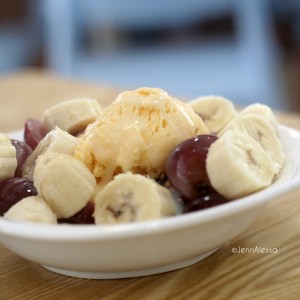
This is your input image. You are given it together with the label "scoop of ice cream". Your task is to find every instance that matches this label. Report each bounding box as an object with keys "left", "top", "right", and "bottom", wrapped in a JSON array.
[{"left": 74, "top": 87, "right": 208, "bottom": 187}]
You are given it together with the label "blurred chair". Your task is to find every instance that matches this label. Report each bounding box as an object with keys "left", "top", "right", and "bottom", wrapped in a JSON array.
[
  {"left": 41, "top": 0, "right": 287, "bottom": 109},
  {"left": 0, "top": 0, "right": 41, "bottom": 73}
]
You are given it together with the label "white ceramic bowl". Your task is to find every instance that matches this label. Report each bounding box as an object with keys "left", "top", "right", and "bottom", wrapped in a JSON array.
[{"left": 0, "top": 126, "right": 300, "bottom": 279}]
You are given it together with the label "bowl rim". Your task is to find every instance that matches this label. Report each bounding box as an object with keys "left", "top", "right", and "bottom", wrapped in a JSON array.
[{"left": 0, "top": 125, "right": 299, "bottom": 242}]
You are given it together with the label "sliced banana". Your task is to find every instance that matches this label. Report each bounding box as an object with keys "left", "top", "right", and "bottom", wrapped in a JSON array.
[
  {"left": 94, "top": 173, "right": 182, "bottom": 224},
  {"left": 0, "top": 133, "right": 17, "bottom": 181},
  {"left": 4, "top": 196, "right": 57, "bottom": 224},
  {"left": 190, "top": 95, "right": 236, "bottom": 133},
  {"left": 219, "top": 114, "right": 284, "bottom": 175},
  {"left": 42, "top": 98, "right": 101, "bottom": 135},
  {"left": 240, "top": 103, "right": 279, "bottom": 134},
  {"left": 34, "top": 153, "right": 96, "bottom": 218},
  {"left": 206, "top": 115, "right": 285, "bottom": 199},
  {"left": 22, "top": 127, "right": 78, "bottom": 180}
]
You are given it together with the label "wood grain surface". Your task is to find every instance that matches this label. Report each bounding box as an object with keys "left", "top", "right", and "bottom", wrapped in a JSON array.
[{"left": 0, "top": 69, "right": 300, "bottom": 300}]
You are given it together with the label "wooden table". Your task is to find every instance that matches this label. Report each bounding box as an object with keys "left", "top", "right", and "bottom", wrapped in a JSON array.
[{"left": 1, "top": 69, "right": 300, "bottom": 300}]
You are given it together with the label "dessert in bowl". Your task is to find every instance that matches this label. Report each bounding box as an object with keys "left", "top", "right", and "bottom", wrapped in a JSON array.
[{"left": 0, "top": 88, "right": 299, "bottom": 279}]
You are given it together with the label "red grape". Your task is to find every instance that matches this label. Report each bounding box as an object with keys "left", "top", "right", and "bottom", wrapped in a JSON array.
[
  {"left": 185, "top": 191, "right": 228, "bottom": 212},
  {"left": 10, "top": 139, "right": 32, "bottom": 177},
  {"left": 0, "top": 178, "right": 37, "bottom": 215},
  {"left": 166, "top": 135, "right": 218, "bottom": 200},
  {"left": 58, "top": 202, "right": 95, "bottom": 224},
  {"left": 170, "top": 185, "right": 228, "bottom": 212},
  {"left": 24, "top": 118, "right": 48, "bottom": 150}
]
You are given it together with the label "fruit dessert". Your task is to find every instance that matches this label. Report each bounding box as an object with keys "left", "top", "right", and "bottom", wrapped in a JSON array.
[{"left": 0, "top": 88, "right": 285, "bottom": 225}]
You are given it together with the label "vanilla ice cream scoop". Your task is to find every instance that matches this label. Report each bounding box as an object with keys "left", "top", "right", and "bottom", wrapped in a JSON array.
[{"left": 74, "top": 87, "right": 208, "bottom": 187}]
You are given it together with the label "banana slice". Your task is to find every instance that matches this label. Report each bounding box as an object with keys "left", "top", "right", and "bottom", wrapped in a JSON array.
[
  {"left": 22, "top": 127, "right": 78, "bottom": 180},
  {"left": 240, "top": 103, "right": 279, "bottom": 134},
  {"left": 93, "top": 173, "right": 182, "bottom": 224},
  {"left": 190, "top": 96, "right": 236, "bottom": 133},
  {"left": 34, "top": 153, "right": 96, "bottom": 218},
  {"left": 0, "top": 133, "right": 17, "bottom": 181},
  {"left": 219, "top": 114, "right": 284, "bottom": 175},
  {"left": 4, "top": 196, "right": 57, "bottom": 224},
  {"left": 42, "top": 98, "right": 101, "bottom": 135},
  {"left": 206, "top": 115, "right": 285, "bottom": 199}
]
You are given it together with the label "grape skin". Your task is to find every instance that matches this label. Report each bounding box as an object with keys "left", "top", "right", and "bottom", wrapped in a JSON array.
[
  {"left": 166, "top": 135, "right": 218, "bottom": 199},
  {"left": 58, "top": 202, "right": 95, "bottom": 224},
  {"left": 185, "top": 192, "right": 228, "bottom": 212},
  {"left": 166, "top": 134, "right": 228, "bottom": 212},
  {"left": 24, "top": 118, "right": 48, "bottom": 150},
  {"left": 11, "top": 139, "right": 32, "bottom": 177},
  {"left": 0, "top": 178, "right": 37, "bottom": 216}
]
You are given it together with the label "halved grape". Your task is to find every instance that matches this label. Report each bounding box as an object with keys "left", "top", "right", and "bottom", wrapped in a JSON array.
[
  {"left": 24, "top": 118, "right": 48, "bottom": 150},
  {"left": 0, "top": 178, "right": 37, "bottom": 216},
  {"left": 186, "top": 191, "right": 228, "bottom": 212},
  {"left": 58, "top": 202, "right": 95, "bottom": 224},
  {"left": 166, "top": 135, "right": 218, "bottom": 200},
  {"left": 171, "top": 185, "right": 228, "bottom": 212},
  {"left": 11, "top": 139, "right": 32, "bottom": 177}
]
